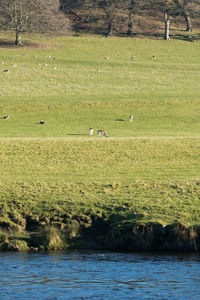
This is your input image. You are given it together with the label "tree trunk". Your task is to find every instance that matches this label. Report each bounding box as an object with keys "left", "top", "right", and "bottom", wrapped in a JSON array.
[
  {"left": 173, "top": 0, "right": 193, "bottom": 32},
  {"left": 105, "top": 10, "right": 113, "bottom": 36},
  {"left": 127, "top": 0, "right": 135, "bottom": 35},
  {"left": 184, "top": 11, "right": 192, "bottom": 32},
  {"left": 164, "top": 12, "right": 170, "bottom": 40},
  {"left": 15, "top": 30, "right": 21, "bottom": 46},
  {"left": 107, "top": 21, "right": 113, "bottom": 36},
  {"left": 127, "top": 14, "right": 134, "bottom": 35}
]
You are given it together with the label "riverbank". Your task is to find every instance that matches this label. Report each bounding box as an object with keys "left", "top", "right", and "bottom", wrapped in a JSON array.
[
  {"left": 0, "top": 181, "right": 200, "bottom": 252},
  {"left": 1, "top": 217, "right": 200, "bottom": 253}
]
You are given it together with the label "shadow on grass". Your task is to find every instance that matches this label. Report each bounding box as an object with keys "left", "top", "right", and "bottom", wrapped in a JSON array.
[
  {"left": 0, "top": 39, "right": 40, "bottom": 48},
  {"left": 115, "top": 119, "right": 125, "bottom": 122},
  {"left": 171, "top": 33, "right": 200, "bottom": 42},
  {"left": 73, "top": 25, "right": 200, "bottom": 42},
  {"left": 67, "top": 133, "right": 88, "bottom": 136}
]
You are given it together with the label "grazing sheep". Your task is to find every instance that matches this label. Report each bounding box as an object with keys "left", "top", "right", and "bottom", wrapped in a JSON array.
[
  {"left": 97, "top": 130, "right": 108, "bottom": 137},
  {"left": 89, "top": 128, "right": 94, "bottom": 136},
  {"left": 130, "top": 114, "right": 133, "bottom": 121},
  {"left": 40, "top": 120, "right": 45, "bottom": 124}
]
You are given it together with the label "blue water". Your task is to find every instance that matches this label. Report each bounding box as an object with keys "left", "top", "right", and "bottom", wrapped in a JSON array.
[{"left": 0, "top": 251, "right": 200, "bottom": 299}]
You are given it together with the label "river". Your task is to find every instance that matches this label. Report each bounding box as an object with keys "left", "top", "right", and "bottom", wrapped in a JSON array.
[{"left": 0, "top": 251, "right": 200, "bottom": 299}]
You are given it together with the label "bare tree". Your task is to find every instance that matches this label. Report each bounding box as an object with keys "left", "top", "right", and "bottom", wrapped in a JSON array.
[
  {"left": 162, "top": 1, "right": 176, "bottom": 40},
  {"left": 173, "top": 0, "right": 195, "bottom": 31},
  {"left": 143, "top": 0, "right": 176, "bottom": 39},
  {"left": 92, "top": 0, "right": 120, "bottom": 36},
  {"left": 60, "top": 0, "right": 94, "bottom": 26},
  {"left": 164, "top": 10, "right": 170, "bottom": 39},
  {"left": 0, "top": 0, "right": 70, "bottom": 45},
  {"left": 127, "top": 0, "right": 140, "bottom": 35}
]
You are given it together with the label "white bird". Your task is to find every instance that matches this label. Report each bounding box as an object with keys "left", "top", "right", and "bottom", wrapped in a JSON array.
[
  {"left": 89, "top": 128, "right": 94, "bottom": 136},
  {"left": 130, "top": 115, "right": 133, "bottom": 121}
]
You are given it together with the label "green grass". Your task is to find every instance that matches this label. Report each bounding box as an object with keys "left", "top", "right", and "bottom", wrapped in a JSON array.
[
  {"left": 0, "top": 31, "right": 200, "bottom": 231},
  {"left": 1, "top": 180, "right": 200, "bottom": 227},
  {"left": 1, "top": 32, "right": 200, "bottom": 106},
  {"left": 0, "top": 138, "right": 199, "bottom": 183},
  {"left": 0, "top": 101, "right": 200, "bottom": 138}
]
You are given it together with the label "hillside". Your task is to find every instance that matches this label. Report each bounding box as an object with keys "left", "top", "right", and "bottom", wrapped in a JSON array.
[
  {"left": 0, "top": 32, "right": 200, "bottom": 251},
  {"left": 66, "top": 8, "right": 200, "bottom": 38}
]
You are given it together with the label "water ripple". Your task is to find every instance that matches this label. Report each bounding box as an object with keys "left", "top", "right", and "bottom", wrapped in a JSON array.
[{"left": 0, "top": 251, "right": 200, "bottom": 299}]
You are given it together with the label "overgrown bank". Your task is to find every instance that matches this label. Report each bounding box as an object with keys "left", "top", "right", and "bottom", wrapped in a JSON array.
[{"left": 0, "top": 181, "right": 200, "bottom": 252}]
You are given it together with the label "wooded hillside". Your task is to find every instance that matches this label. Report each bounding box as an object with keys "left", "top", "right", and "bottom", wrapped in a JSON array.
[
  {"left": 61, "top": 0, "right": 200, "bottom": 39},
  {"left": 0, "top": 0, "right": 200, "bottom": 44}
]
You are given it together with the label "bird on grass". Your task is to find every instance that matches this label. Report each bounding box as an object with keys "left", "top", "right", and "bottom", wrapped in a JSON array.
[
  {"left": 2, "top": 115, "right": 9, "bottom": 119},
  {"left": 40, "top": 120, "right": 45, "bottom": 124}
]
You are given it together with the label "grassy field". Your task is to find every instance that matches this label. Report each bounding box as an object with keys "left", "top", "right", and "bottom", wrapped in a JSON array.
[
  {"left": 0, "top": 138, "right": 200, "bottom": 183},
  {"left": 0, "top": 31, "right": 200, "bottom": 248},
  {"left": 0, "top": 32, "right": 200, "bottom": 139}
]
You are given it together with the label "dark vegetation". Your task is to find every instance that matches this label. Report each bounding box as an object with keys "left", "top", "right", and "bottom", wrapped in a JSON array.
[
  {"left": 61, "top": 0, "right": 200, "bottom": 38},
  {"left": 0, "top": 0, "right": 200, "bottom": 45},
  {"left": 1, "top": 181, "right": 200, "bottom": 252}
]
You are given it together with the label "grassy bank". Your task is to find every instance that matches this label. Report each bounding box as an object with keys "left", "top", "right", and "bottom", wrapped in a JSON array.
[
  {"left": 0, "top": 32, "right": 200, "bottom": 251},
  {"left": 0, "top": 137, "right": 200, "bottom": 251},
  {"left": 1, "top": 180, "right": 200, "bottom": 251}
]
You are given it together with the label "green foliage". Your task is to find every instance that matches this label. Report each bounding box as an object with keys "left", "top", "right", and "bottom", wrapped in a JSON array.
[
  {"left": 40, "top": 226, "right": 65, "bottom": 249},
  {"left": 0, "top": 229, "right": 8, "bottom": 243}
]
